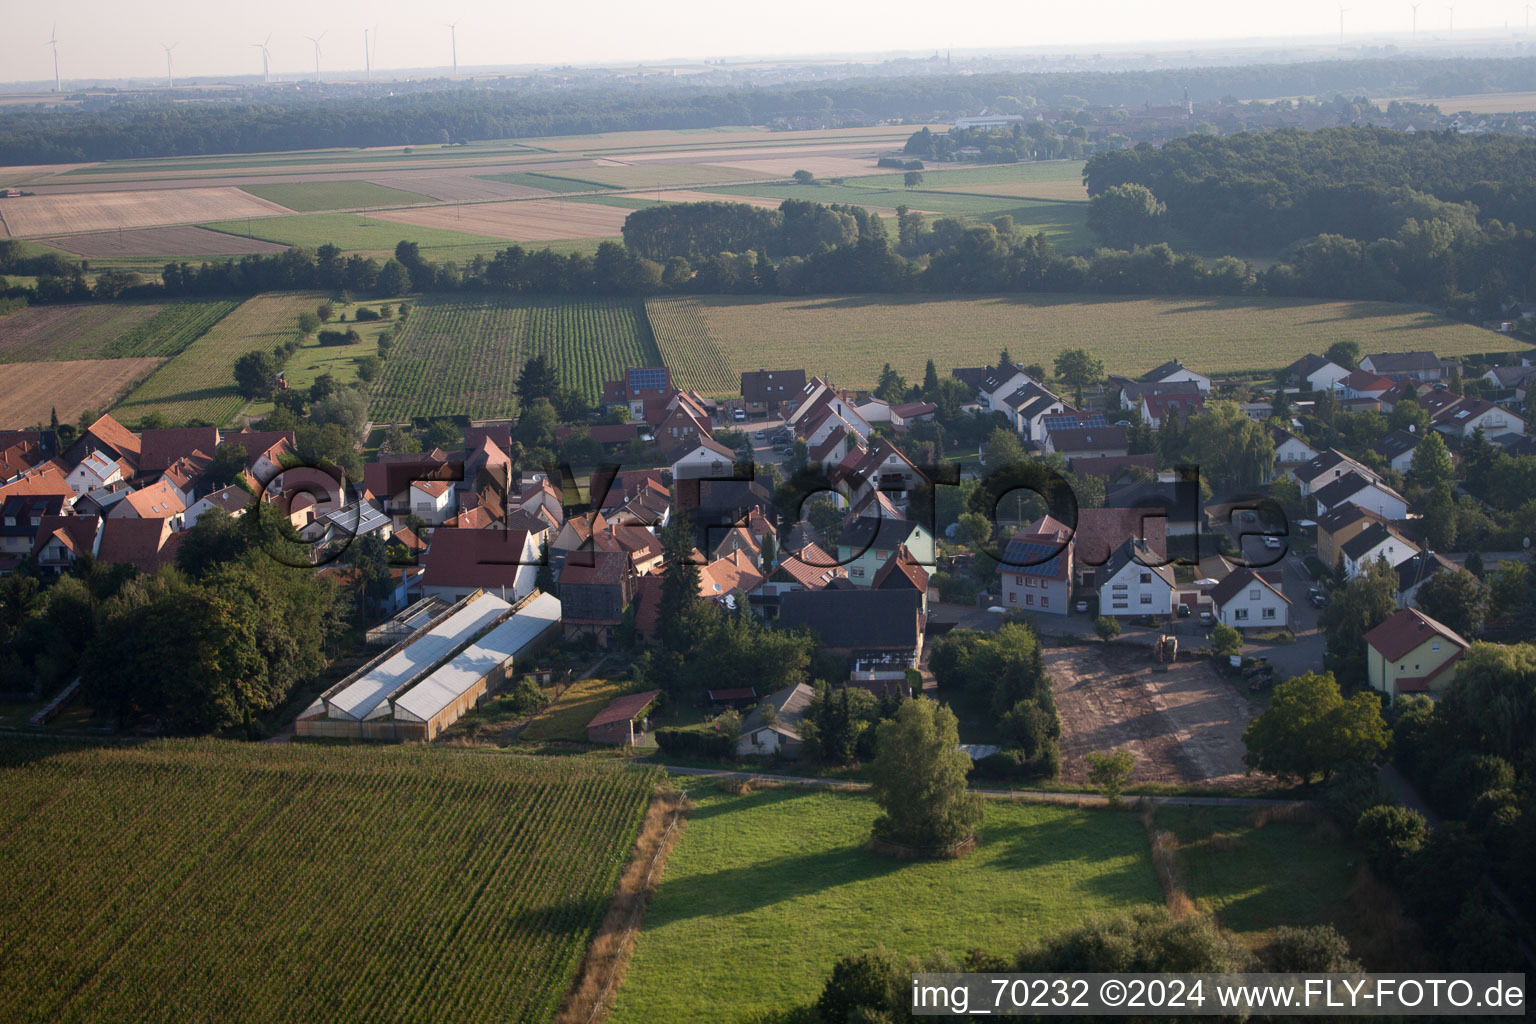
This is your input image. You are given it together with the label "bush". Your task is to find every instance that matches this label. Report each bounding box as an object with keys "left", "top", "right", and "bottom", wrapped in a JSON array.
[
  {"left": 1261, "top": 925, "right": 1362, "bottom": 973},
  {"left": 1431, "top": 752, "right": 1516, "bottom": 819},
  {"left": 815, "top": 948, "right": 918, "bottom": 1023},
  {"left": 353, "top": 306, "right": 382, "bottom": 322},
  {"left": 1094, "top": 616, "right": 1120, "bottom": 641},
  {"left": 1320, "top": 761, "right": 1392, "bottom": 825},
  {"left": 653, "top": 728, "right": 734, "bottom": 760},
  {"left": 317, "top": 328, "right": 362, "bottom": 346},
  {"left": 1211, "top": 623, "right": 1243, "bottom": 658},
  {"left": 503, "top": 676, "right": 550, "bottom": 717},
  {"left": 969, "top": 744, "right": 1060, "bottom": 783},
  {"left": 1355, "top": 804, "right": 1428, "bottom": 879},
  {"left": 355, "top": 354, "right": 382, "bottom": 383}
]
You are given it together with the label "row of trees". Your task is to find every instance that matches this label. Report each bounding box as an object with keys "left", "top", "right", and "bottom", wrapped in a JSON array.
[{"left": 8, "top": 55, "right": 1536, "bottom": 163}]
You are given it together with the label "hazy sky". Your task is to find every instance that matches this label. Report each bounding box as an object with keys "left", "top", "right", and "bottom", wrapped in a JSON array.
[{"left": 5, "top": 1, "right": 1530, "bottom": 84}]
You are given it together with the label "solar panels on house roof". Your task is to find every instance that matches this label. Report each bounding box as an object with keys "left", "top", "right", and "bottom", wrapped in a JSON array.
[
  {"left": 628, "top": 367, "right": 668, "bottom": 391},
  {"left": 1042, "top": 413, "right": 1106, "bottom": 433}
]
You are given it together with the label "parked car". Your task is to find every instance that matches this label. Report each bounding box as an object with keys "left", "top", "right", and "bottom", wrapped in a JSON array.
[
  {"left": 1263, "top": 536, "right": 1283, "bottom": 550},
  {"left": 732, "top": 409, "right": 747, "bottom": 422},
  {"left": 1309, "top": 588, "right": 1328, "bottom": 608},
  {"left": 1199, "top": 610, "right": 1215, "bottom": 626},
  {"left": 1176, "top": 603, "right": 1191, "bottom": 617},
  {"left": 1242, "top": 510, "right": 1257, "bottom": 523},
  {"left": 754, "top": 430, "right": 767, "bottom": 440},
  {"left": 1073, "top": 599, "right": 1090, "bottom": 613}
]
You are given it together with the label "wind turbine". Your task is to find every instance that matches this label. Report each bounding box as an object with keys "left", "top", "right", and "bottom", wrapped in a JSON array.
[
  {"left": 1525, "top": 3, "right": 1532, "bottom": 33},
  {"left": 1446, "top": 4, "right": 1454, "bottom": 35},
  {"left": 46, "top": 25, "right": 60, "bottom": 93},
  {"left": 363, "top": 29, "right": 371, "bottom": 82},
  {"left": 251, "top": 34, "right": 271, "bottom": 84},
  {"left": 1338, "top": 4, "right": 1349, "bottom": 44},
  {"left": 1410, "top": 2, "right": 1422, "bottom": 40},
  {"left": 162, "top": 42, "right": 177, "bottom": 88},
  {"left": 304, "top": 32, "right": 325, "bottom": 83},
  {"left": 447, "top": 22, "right": 458, "bottom": 77}
]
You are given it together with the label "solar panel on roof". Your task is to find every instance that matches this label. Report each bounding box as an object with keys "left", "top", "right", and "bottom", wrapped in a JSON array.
[
  {"left": 1042, "top": 413, "right": 1106, "bottom": 433},
  {"left": 628, "top": 367, "right": 668, "bottom": 391}
]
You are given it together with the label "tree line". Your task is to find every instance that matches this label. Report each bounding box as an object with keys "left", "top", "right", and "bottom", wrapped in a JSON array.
[{"left": 4, "top": 56, "right": 1536, "bottom": 164}]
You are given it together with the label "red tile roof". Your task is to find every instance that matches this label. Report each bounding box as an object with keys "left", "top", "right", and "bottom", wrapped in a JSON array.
[
  {"left": 1364, "top": 607, "right": 1469, "bottom": 662},
  {"left": 117, "top": 479, "right": 187, "bottom": 520},
  {"left": 420, "top": 528, "right": 531, "bottom": 590},
  {"left": 1072, "top": 507, "right": 1167, "bottom": 568},
  {"left": 138, "top": 427, "right": 220, "bottom": 473},
  {"left": 97, "top": 517, "right": 173, "bottom": 572},
  {"left": 83, "top": 414, "right": 141, "bottom": 466},
  {"left": 586, "top": 689, "right": 662, "bottom": 730}
]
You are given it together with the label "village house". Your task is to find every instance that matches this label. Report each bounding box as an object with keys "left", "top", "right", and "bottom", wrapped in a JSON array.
[
  {"left": 996, "top": 522, "right": 1073, "bottom": 615},
  {"left": 601, "top": 366, "right": 673, "bottom": 419},
  {"left": 1315, "top": 502, "right": 1390, "bottom": 570},
  {"left": 740, "top": 368, "right": 807, "bottom": 417},
  {"left": 1284, "top": 354, "right": 1350, "bottom": 393},
  {"left": 834, "top": 516, "right": 934, "bottom": 585},
  {"left": 1210, "top": 567, "right": 1290, "bottom": 630},
  {"left": 1341, "top": 521, "right": 1420, "bottom": 579},
  {"left": 1096, "top": 538, "right": 1176, "bottom": 617},
  {"left": 1359, "top": 351, "right": 1457, "bottom": 383},
  {"left": 1365, "top": 607, "right": 1469, "bottom": 699},
  {"left": 735, "top": 682, "right": 815, "bottom": 757},
  {"left": 1312, "top": 471, "right": 1409, "bottom": 521}
]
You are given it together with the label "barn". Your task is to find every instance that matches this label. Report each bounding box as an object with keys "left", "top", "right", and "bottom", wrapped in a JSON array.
[{"left": 585, "top": 690, "right": 663, "bottom": 746}]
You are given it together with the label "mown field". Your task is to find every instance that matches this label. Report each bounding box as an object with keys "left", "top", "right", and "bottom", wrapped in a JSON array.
[
  {"left": 611, "top": 787, "right": 1367, "bottom": 1023},
  {"left": 240, "top": 180, "right": 439, "bottom": 212},
  {"left": 646, "top": 293, "right": 1513, "bottom": 390},
  {"left": 200, "top": 211, "right": 509, "bottom": 256},
  {"left": 114, "top": 292, "right": 320, "bottom": 425},
  {"left": 0, "top": 357, "right": 164, "bottom": 428},
  {"left": 0, "top": 739, "right": 657, "bottom": 1024},
  {"left": 0, "top": 299, "right": 236, "bottom": 362},
  {"left": 609, "top": 787, "right": 1162, "bottom": 1023},
  {"left": 369, "top": 294, "right": 662, "bottom": 421}
]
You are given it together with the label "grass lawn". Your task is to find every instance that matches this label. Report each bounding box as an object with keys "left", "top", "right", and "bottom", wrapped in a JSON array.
[
  {"left": 240, "top": 181, "right": 438, "bottom": 212},
  {"left": 519, "top": 677, "right": 631, "bottom": 743},
  {"left": 200, "top": 212, "right": 507, "bottom": 256},
  {"left": 608, "top": 787, "right": 1161, "bottom": 1023},
  {"left": 648, "top": 292, "right": 1517, "bottom": 392},
  {"left": 1153, "top": 805, "right": 1356, "bottom": 939},
  {"left": 241, "top": 299, "right": 398, "bottom": 419}
]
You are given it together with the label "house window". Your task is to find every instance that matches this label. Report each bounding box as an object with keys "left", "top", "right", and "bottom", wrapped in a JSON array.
[
  {"left": 1112, "top": 602, "right": 1128, "bottom": 610},
  {"left": 1026, "top": 576, "right": 1036, "bottom": 588},
  {"left": 1140, "top": 572, "right": 1152, "bottom": 584},
  {"left": 850, "top": 566, "right": 864, "bottom": 578},
  {"left": 1235, "top": 609, "right": 1249, "bottom": 621},
  {"left": 1248, "top": 588, "right": 1260, "bottom": 600},
  {"left": 1015, "top": 575, "right": 1023, "bottom": 585},
  {"left": 1041, "top": 596, "right": 1049, "bottom": 607},
  {"left": 1140, "top": 595, "right": 1152, "bottom": 605},
  {"left": 1262, "top": 607, "right": 1276, "bottom": 620},
  {"left": 1432, "top": 640, "right": 1440, "bottom": 652},
  {"left": 1025, "top": 594, "right": 1034, "bottom": 606},
  {"left": 1008, "top": 592, "right": 1015, "bottom": 604}
]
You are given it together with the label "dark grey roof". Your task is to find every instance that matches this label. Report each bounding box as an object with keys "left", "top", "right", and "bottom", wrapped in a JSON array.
[
  {"left": 1141, "top": 359, "right": 1199, "bottom": 383},
  {"left": 1314, "top": 471, "right": 1382, "bottom": 509},
  {"left": 1396, "top": 551, "right": 1458, "bottom": 593},
  {"left": 1342, "top": 521, "right": 1411, "bottom": 561},
  {"left": 1118, "top": 378, "right": 1202, "bottom": 403},
  {"left": 1101, "top": 537, "right": 1175, "bottom": 587},
  {"left": 1370, "top": 429, "right": 1421, "bottom": 461},
  {"left": 1105, "top": 479, "right": 1202, "bottom": 524},
  {"left": 740, "top": 369, "right": 807, "bottom": 404},
  {"left": 836, "top": 515, "right": 921, "bottom": 554},
  {"left": 1049, "top": 425, "right": 1127, "bottom": 452},
  {"left": 1315, "top": 502, "right": 1380, "bottom": 535},
  {"left": 778, "top": 589, "right": 922, "bottom": 649},
  {"left": 951, "top": 367, "right": 990, "bottom": 390},
  {"left": 1363, "top": 351, "right": 1442, "bottom": 373}
]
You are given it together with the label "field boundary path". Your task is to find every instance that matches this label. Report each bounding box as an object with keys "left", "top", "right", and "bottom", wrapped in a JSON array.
[{"left": 652, "top": 763, "right": 1297, "bottom": 808}]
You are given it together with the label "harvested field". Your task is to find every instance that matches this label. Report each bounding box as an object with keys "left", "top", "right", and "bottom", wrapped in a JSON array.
[
  {"left": 368, "top": 174, "right": 554, "bottom": 201},
  {"left": 40, "top": 225, "right": 290, "bottom": 258},
  {"left": 0, "top": 303, "right": 162, "bottom": 362},
  {"left": 553, "top": 164, "right": 759, "bottom": 189},
  {"left": 0, "top": 186, "right": 289, "bottom": 238},
  {"left": 1380, "top": 90, "right": 1536, "bottom": 115},
  {"left": 240, "top": 180, "right": 436, "bottom": 212},
  {"left": 642, "top": 190, "right": 785, "bottom": 210},
  {"left": 1046, "top": 645, "right": 1260, "bottom": 790},
  {"left": 375, "top": 199, "right": 631, "bottom": 241},
  {"left": 621, "top": 141, "right": 890, "bottom": 165},
  {"left": 0, "top": 358, "right": 163, "bottom": 428},
  {"left": 648, "top": 293, "right": 1512, "bottom": 389}
]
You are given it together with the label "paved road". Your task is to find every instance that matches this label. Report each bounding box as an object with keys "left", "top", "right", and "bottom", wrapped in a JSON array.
[{"left": 655, "top": 762, "right": 1299, "bottom": 808}]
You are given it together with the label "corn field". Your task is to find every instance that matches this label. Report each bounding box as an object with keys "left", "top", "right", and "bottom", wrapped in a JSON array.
[
  {"left": 0, "top": 739, "right": 657, "bottom": 1024},
  {"left": 369, "top": 295, "right": 664, "bottom": 422},
  {"left": 644, "top": 297, "right": 736, "bottom": 399}
]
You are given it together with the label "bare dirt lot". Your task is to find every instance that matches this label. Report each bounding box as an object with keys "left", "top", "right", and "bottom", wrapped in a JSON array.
[
  {"left": 0, "top": 186, "right": 289, "bottom": 237},
  {"left": 42, "top": 225, "right": 290, "bottom": 258},
  {"left": 1046, "top": 644, "right": 1263, "bottom": 790},
  {"left": 0, "top": 357, "right": 164, "bottom": 427},
  {"left": 375, "top": 198, "right": 631, "bottom": 241}
]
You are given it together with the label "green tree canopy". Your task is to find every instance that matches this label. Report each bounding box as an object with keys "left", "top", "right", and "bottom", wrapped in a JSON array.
[
  {"left": 869, "top": 697, "right": 984, "bottom": 850},
  {"left": 1242, "top": 671, "right": 1391, "bottom": 784}
]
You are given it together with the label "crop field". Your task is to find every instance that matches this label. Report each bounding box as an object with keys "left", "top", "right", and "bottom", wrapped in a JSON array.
[
  {"left": 519, "top": 678, "right": 630, "bottom": 743},
  {"left": 200, "top": 211, "right": 508, "bottom": 257},
  {"left": 554, "top": 163, "right": 760, "bottom": 189},
  {"left": 478, "top": 171, "right": 614, "bottom": 193},
  {"left": 240, "top": 181, "right": 438, "bottom": 212},
  {"left": 644, "top": 298, "right": 736, "bottom": 396},
  {"left": 39, "top": 226, "right": 291, "bottom": 259},
  {"left": 609, "top": 786, "right": 1162, "bottom": 1023},
  {"left": 0, "top": 357, "right": 164, "bottom": 428},
  {"left": 369, "top": 295, "right": 662, "bottom": 421},
  {"left": 851, "top": 160, "right": 1087, "bottom": 191},
  {"left": 647, "top": 293, "right": 1510, "bottom": 389},
  {"left": 0, "top": 187, "right": 289, "bottom": 238},
  {"left": 0, "top": 739, "right": 657, "bottom": 1024},
  {"left": 114, "top": 292, "right": 320, "bottom": 425},
  {"left": 702, "top": 154, "right": 887, "bottom": 179},
  {"left": 1380, "top": 91, "right": 1536, "bottom": 115},
  {"left": 375, "top": 199, "right": 633, "bottom": 242},
  {"left": 0, "top": 299, "right": 236, "bottom": 363},
  {"left": 372, "top": 174, "right": 554, "bottom": 202}
]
